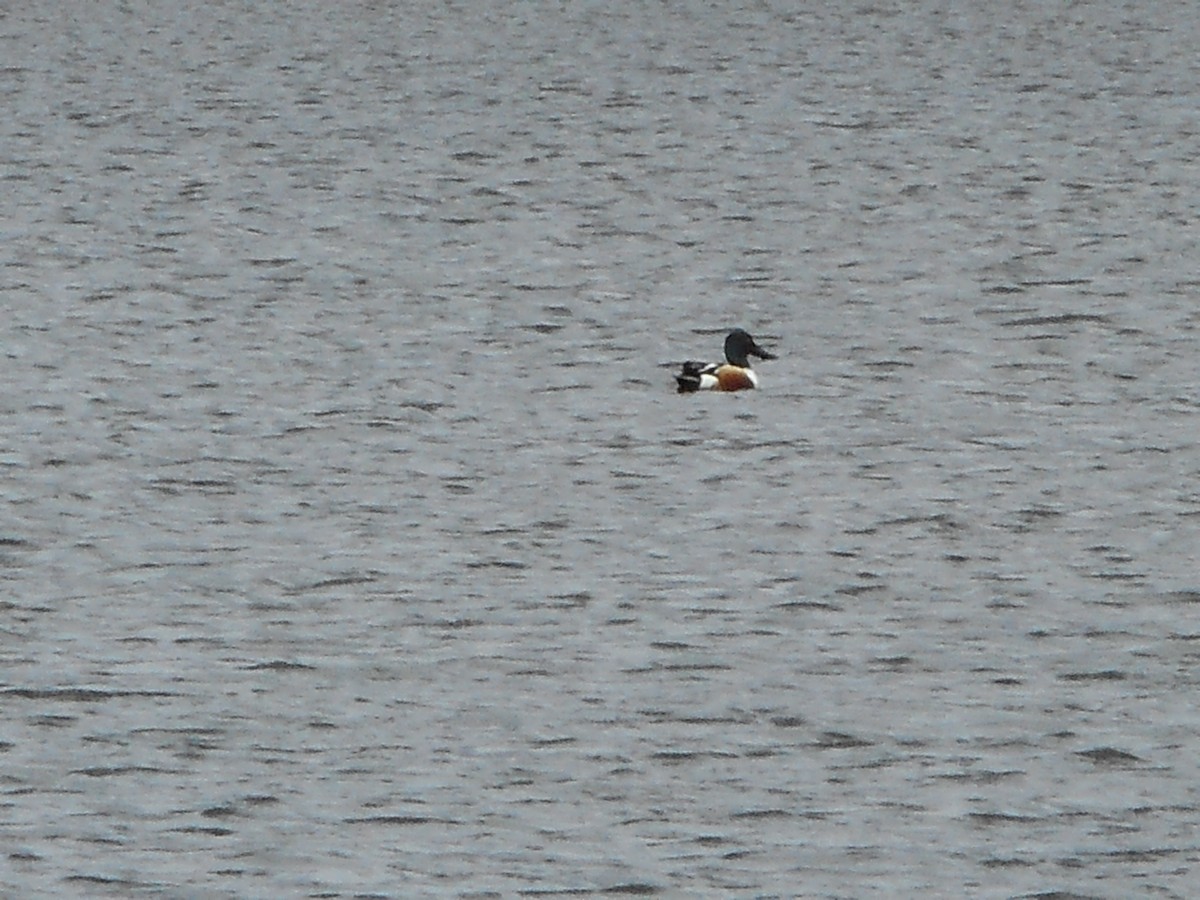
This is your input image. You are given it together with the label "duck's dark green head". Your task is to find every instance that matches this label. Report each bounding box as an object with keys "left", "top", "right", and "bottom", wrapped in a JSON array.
[{"left": 725, "top": 329, "right": 777, "bottom": 367}]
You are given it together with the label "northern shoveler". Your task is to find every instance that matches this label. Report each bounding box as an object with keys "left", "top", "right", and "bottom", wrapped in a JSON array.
[{"left": 675, "top": 328, "right": 777, "bottom": 393}]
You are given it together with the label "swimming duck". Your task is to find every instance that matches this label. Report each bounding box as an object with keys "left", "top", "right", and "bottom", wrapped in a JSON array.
[{"left": 675, "top": 329, "right": 777, "bottom": 393}]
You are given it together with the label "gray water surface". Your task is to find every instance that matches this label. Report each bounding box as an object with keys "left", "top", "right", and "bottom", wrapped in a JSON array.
[{"left": 3, "top": 2, "right": 1199, "bottom": 897}]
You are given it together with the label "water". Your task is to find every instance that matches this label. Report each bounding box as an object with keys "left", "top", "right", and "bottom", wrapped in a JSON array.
[{"left": 3, "top": 1, "right": 1199, "bottom": 896}]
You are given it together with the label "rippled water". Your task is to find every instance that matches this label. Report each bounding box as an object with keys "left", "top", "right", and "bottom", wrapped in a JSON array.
[{"left": 3, "top": 2, "right": 1199, "bottom": 897}]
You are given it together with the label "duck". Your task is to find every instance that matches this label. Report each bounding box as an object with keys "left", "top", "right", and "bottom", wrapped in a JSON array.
[{"left": 675, "top": 328, "right": 777, "bottom": 393}]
